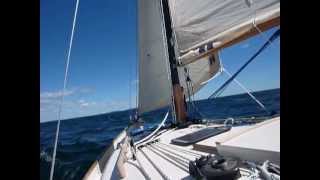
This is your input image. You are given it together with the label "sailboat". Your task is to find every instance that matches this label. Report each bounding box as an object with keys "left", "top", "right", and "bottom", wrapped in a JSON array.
[{"left": 82, "top": 0, "right": 280, "bottom": 179}]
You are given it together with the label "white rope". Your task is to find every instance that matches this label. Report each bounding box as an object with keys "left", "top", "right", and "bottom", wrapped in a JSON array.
[
  {"left": 140, "top": 148, "right": 169, "bottom": 180},
  {"left": 49, "top": 0, "right": 80, "bottom": 179},
  {"left": 134, "top": 111, "right": 169, "bottom": 146},
  {"left": 222, "top": 68, "right": 269, "bottom": 113},
  {"left": 157, "top": 142, "right": 204, "bottom": 157},
  {"left": 153, "top": 143, "right": 194, "bottom": 162},
  {"left": 252, "top": 14, "right": 279, "bottom": 50}
]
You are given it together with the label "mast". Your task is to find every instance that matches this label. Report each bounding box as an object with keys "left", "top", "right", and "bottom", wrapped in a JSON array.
[{"left": 161, "top": 0, "right": 187, "bottom": 125}]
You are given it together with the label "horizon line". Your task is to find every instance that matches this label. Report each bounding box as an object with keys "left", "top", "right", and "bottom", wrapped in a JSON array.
[{"left": 40, "top": 87, "right": 279, "bottom": 123}]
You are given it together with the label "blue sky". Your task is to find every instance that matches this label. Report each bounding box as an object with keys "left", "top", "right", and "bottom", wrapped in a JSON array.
[{"left": 40, "top": 0, "right": 279, "bottom": 122}]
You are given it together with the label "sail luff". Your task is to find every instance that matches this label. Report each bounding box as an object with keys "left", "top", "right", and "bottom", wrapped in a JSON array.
[
  {"left": 137, "top": 0, "right": 173, "bottom": 115},
  {"left": 161, "top": 0, "right": 187, "bottom": 123}
]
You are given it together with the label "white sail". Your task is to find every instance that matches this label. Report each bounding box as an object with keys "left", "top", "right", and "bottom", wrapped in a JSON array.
[
  {"left": 168, "top": 0, "right": 280, "bottom": 64},
  {"left": 178, "top": 53, "right": 221, "bottom": 98},
  {"left": 138, "top": 0, "right": 172, "bottom": 115}
]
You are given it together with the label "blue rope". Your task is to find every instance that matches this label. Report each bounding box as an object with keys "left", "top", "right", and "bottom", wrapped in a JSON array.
[{"left": 208, "top": 29, "right": 280, "bottom": 100}]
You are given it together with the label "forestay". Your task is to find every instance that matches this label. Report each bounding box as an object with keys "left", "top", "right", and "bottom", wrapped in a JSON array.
[
  {"left": 168, "top": 0, "right": 280, "bottom": 64},
  {"left": 138, "top": 0, "right": 172, "bottom": 115}
]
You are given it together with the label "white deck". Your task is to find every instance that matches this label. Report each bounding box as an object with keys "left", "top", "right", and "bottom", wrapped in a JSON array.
[
  {"left": 194, "top": 117, "right": 280, "bottom": 153},
  {"left": 124, "top": 117, "right": 280, "bottom": 179},
  {"left": 224, "top": 117, "right": 280, "bottom": 152},
  {"left": 124, "top": 127, "right": 209, "bottom": 180},
  {"left": 84, "top": 116, "right": 280, "bottom": 180}
]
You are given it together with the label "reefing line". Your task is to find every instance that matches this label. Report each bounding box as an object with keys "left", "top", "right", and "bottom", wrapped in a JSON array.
[{"left": 49, "top": 0, "right": 80, "bottom": 179}]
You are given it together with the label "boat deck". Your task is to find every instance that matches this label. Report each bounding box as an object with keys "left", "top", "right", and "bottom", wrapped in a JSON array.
[
  {"left": 122, "top": 117, "right": 280, "bottom": 180},
  {"left": 84, "top": 116, "right": 280, "bottom": 180},
  {"left": 194, "top": 117, "right": 280, "bottom": 153},
  {"left": 125, "top": 129, "right": 209, "bottom": 180}
]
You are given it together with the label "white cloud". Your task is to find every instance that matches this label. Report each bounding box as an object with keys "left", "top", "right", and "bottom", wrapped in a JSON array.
[
  {"left": 40, "top": 88, "right": 130, "bottom": 122},
  {"left": 79, "top": 99, "right": 90, "bottom": 107},
  {"left": 240, "top": 43, "right": 250, "bottom": 49},
  {"left": 81, "top": 103, "right": 89, "bottom": 107},
  {"left": 40, "top": 89, "right": 75, "bottom": 99}
]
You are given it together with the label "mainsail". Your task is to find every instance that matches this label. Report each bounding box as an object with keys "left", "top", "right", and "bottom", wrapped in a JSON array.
[
  {"left": 168, "top": 0, "right": 280, "bottom": 65},
  {"left": 137, "top": 0, "right": 172, "bottom": 115},
  {"left": 138, "top": 0, "right": 222, "bottom": 115},
  {"left": 137, "top": 0, "right": 279, "bottom": 115}
]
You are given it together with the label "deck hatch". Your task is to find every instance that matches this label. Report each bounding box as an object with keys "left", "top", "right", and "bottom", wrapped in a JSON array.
[{"left": 171, "top": 126, "right": 231, "bottom": 146}]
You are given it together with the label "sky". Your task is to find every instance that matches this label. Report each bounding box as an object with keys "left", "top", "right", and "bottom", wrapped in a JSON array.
[{"left": 40, "top": 0, "right": 280, "bottom": 122}]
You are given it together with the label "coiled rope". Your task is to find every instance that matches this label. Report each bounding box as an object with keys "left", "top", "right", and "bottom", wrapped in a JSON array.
[{"left": 49, "top": 0, "right": 80, "bottom": 179}]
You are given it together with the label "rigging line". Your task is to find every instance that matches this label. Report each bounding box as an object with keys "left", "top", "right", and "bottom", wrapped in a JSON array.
[
  {"left": 149, "top": 144, "right": 189, "bottom": 165},
  {"left": 153, "top": 143, "right": 194, "bottom": 162},
  {"left": 183, "top": 67, "right": 192, "bottom": 113},
  {"left": 252, "top": 14, "right": 279, "bottom": 50},
  {"left": 187, "top": 75, "right": 206, "bottom": 118},
  {"left": 49, "top": 0, "right": 80, "bottom": 179},
  {"left": 127, "top": 0, "right": 134, "bottom": 115},
  {"left": 184, "top": 67, "right": 195, "bottom": 108},
  {"left": 190, "top": 81, "right": 203, "bottom": 117},
  {"left": 135, "top": 110, "right": 169, "bottom": 146},
  {"left": 208, "top": 28, "right": 280, "bottom": 100},
  {"left": 135, "top": 0, "right": 139, "bottom": 114},
  {"left": 128, "top": 0, "right": 131, "bottom": 113},
  {"left": 222, "top": 68, "right": 269, "bottom": 113},
  {"left": 184, "top": 67, "right": 197, "bottom": 116},
  {"left": 157, "top": 142, "right": 204, "bottom": 157},
  {"left": 147, "top": 145, "right": 189, "bottom": 172},
  {"left": 133, "top": 149, "right": 151, "bottom": 180},
  {"left": 249, "top": 2, "right": 279, "bottom": 50},
  {"left": 157, "top": 143, "right": 201, "bottom": 158},
  {"left": 140, "top": 148, "right": 169, "bottom": 180}
]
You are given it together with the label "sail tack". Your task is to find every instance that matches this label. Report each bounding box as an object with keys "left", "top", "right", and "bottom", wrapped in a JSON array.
[
  {"left": 138, "top": 0, "right": 172, "bottom": 115},
  {"left": 168, "top": 0, "right": 280, "bottom": 64}
]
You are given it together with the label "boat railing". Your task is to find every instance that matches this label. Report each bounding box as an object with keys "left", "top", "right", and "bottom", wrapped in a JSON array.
[
  {"left": 97, "top": 128, "right": 128, "bottom": 174},
  {"left": 83, "top": 129, "right": 127, "bottom": 180},
  {"left": 223, "top": 118, "right": 234, "bottom": 127},
  {"left": 101, "top": 136, "right": 129, "bottom": 179},
  {"left": 203, "top": 115, "right": 277, "bottom": 126}
]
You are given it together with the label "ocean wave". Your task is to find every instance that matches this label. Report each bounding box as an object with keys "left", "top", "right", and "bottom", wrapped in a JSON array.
[
  {"left": 40, "top": 88, "right": 280, "bottom": 180},
  {"left": 40, "top": 150, "right": 52, "bottom": 162}
]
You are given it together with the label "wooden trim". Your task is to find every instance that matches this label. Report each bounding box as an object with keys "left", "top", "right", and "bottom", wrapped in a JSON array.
[
  {"left": 180, "top": 17, "right": 280, "bottom": 65},
  {"left": 219, "top": 16, "right": 280, "bottom": 52},
  {"left": 173, "top": 84, "right": 187, "bottom": 124}
]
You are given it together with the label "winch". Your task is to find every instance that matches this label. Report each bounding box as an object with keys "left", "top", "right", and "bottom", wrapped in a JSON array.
[{"left": 189, "top": 155, "right": 240, "bottom": 180}]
